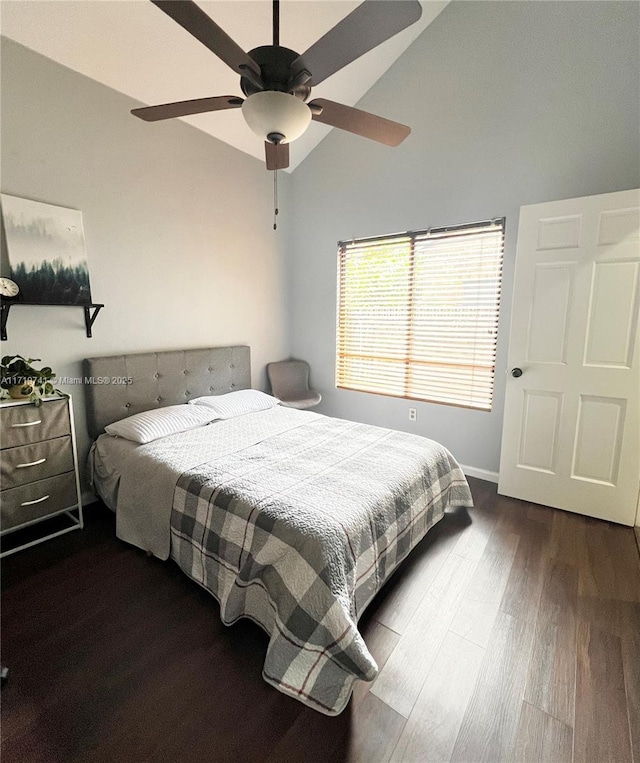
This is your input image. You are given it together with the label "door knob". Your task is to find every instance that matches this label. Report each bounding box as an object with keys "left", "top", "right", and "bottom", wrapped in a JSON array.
[{"left": 511, "top": 367, "right": 523, "bottom": 378}]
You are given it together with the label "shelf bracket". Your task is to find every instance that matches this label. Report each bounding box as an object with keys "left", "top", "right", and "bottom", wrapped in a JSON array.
[
  {"left": 83, "top": 304, "right": 103, "bottom": 339},
  {"left": 1, "top": 303, "right": 10, "bottom": 342}
]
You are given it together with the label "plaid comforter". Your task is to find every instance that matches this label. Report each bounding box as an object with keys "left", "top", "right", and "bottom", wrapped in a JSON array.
[{"left": 170, "top": 412, "right": 472, "bottom": 715}]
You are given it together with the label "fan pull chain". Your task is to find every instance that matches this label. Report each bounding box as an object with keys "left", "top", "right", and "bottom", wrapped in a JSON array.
[{"left": 273, "top": 169, "right": 279, "bottom": 230}]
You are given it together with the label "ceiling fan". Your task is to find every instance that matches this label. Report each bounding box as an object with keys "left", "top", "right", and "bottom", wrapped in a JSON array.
[{"left": 131, "top": 0, "right": 422, "bottom": 170}]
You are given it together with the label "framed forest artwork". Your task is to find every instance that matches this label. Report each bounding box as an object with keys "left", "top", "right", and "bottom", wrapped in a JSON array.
[{"left": 1, "top": 194, "right": 93, "bottom": 305}]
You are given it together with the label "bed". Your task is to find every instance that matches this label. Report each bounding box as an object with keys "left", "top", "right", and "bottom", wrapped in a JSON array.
[{"left": 84, "top": 346, "right": 473, "bottom": 715}]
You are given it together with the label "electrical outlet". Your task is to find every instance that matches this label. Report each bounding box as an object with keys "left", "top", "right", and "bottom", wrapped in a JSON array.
[{"left": 409, "top": 407, "right": 417, "bottom": 421}]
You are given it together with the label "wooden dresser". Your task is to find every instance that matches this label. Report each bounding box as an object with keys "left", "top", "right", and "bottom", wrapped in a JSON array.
[{"left": 0, "top": 396, "right": 83, "bottom": 557}]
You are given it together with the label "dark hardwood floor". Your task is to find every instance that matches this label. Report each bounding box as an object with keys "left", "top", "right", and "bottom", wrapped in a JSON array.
[{"left": 2, "top": 477, "right": 639, "bottom": 762}]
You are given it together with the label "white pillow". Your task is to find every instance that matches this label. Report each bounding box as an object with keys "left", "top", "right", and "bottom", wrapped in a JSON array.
[
  {"left": 188, "top": 389, "right": 279, "bottom": 419},
  {"left": 105, "top": 404, "right": 218, "bottom": 444}
]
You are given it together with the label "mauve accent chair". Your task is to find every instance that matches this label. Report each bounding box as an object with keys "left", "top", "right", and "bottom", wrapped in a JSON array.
[{"left": 267, "top": 360, "right": 322, "bottom": 410}]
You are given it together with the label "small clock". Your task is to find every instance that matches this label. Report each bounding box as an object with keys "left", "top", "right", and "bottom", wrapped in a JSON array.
[{"left": 0, "top": 277, "right": 20, "bottom": 300}]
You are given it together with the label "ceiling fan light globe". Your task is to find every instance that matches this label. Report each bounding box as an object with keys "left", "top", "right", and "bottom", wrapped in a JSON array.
[{"left": 242, "top": 91, "right": 311, "bottom": 145}]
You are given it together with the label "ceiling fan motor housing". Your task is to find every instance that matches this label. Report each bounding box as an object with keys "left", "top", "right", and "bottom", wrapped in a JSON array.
[{"left": 240, "top": 46, "right": 311, "bottom": 100}]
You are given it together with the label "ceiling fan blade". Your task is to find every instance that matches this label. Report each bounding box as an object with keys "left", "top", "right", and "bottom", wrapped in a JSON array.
[
  {"left": 265, "top": 141, "right": 289, "bottom": 171},
  {"left": 151, "top": 0, "right": 261, "bottom": 78},
  {"left": 293, "top": 0, "right": 422, "bottom": 86},
  {"left": 132, "top": 96, "right": 243, "bottom": 122},
  {"left": 309, "top": 99, "right": 410, "bottom": 146}
]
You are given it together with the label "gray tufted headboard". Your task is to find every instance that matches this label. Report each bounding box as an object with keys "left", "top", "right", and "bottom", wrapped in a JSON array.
[{"left": 83, "top": 345, "right": 251, "bottom": 439}]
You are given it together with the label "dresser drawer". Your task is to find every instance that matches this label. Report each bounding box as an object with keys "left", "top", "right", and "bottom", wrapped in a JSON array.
[
  {"left": 1, "top": 436, "right": 74, "bottom": 490},
  {"left": 1, "top": 472, "right": 78, "bottom": 530},
  {"left": 0, "top": 399, "right": 71, "bottom": 449}
]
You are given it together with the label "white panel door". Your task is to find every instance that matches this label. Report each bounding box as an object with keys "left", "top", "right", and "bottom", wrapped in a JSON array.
[{"left": 498, "top": 189, "right": 640, "bottom": 525}]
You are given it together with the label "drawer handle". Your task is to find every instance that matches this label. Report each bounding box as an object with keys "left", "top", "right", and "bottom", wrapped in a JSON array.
[
  {"left": 16, "top": 458, "right": 47, "bottom": 469},
  {"left": 21, "top": 494, "right": 50, "bottom": 506},
  {"left": 11, "top": 420, "right": 42, "bottom": 428}
]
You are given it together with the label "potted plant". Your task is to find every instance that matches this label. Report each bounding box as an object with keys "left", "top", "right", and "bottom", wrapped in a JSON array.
[{"left": 0, "top": 355, "right": 64, "bottom": 406}]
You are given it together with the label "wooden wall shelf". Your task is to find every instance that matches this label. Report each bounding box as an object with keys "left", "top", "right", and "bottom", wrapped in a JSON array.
[{"left": 0, "top": 302, "right": 104, "bottom": 341}]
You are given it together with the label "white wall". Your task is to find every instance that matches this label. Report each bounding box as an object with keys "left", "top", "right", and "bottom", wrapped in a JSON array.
[
  {"left": 286, "top": 1, "right": 640, "bottom": 474},
  {"left": 1, "top": 39, "right": 291, "bottom": 481}
]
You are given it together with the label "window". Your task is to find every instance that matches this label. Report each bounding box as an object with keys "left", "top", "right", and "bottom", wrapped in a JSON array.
[{"left": 336, "top": 219, "right": 505, "bottom": 411}]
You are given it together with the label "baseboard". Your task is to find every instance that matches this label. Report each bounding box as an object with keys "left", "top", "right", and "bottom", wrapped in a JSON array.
[
  {"left": 460, "top": 464, "right": 499, "bottom": 484},
  {"left": 634, "top": 526, "right": 640, "bottom": 558}
]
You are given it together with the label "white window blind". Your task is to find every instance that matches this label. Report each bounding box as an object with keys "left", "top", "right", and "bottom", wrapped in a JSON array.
[{"left": 336, "top": 219, "right": 505, "bottom": 411}]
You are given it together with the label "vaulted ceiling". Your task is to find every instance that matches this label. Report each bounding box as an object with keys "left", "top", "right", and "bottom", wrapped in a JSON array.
[{"left": 1, "top": 0, "right": 448, "bottom": 171}]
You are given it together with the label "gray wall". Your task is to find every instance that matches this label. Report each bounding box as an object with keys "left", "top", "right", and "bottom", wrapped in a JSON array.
[
  {"left": 1, "top": 39, "right": 291, "bottom": 484},
  {"left": 287, "top": 0, "right": 640, "bottom": 474}
]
